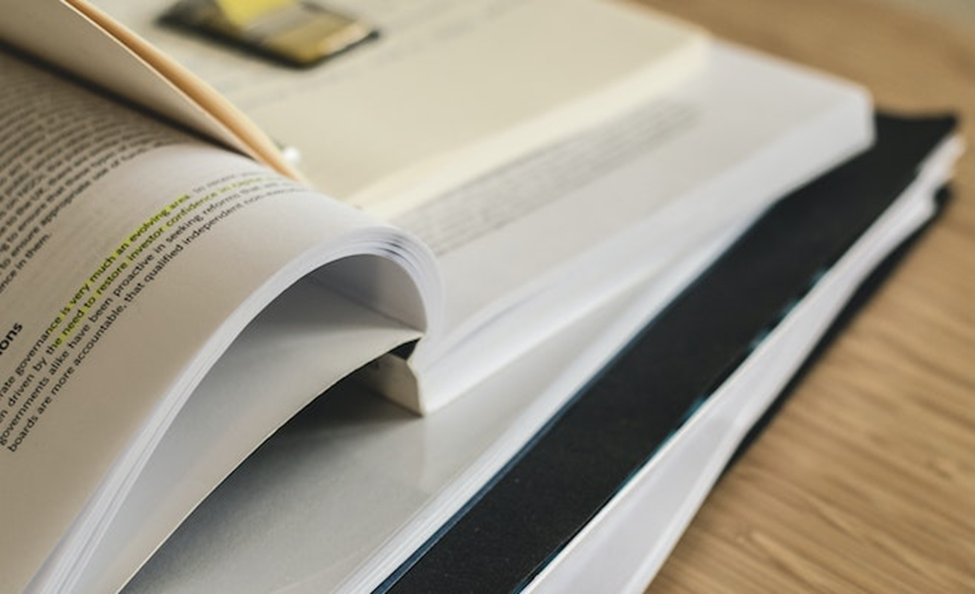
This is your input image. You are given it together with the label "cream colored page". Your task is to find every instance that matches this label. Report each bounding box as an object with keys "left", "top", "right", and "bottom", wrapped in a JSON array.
[
  {"left": 395, "top": 44, "right": 870, "bottom": 372},
  {"left": 0, "top": 52, "right": 417, "bottom": 594},
  {"left": 0, "top": 0, "right": 297, "bottom": 178},
  {"left": 92, "top": 0, "right": 706, "bottom": 215}
]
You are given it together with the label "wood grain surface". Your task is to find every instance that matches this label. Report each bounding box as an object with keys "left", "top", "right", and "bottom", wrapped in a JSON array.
[{"left": 632, "top": 1, "right": 975, "bottom": 591}]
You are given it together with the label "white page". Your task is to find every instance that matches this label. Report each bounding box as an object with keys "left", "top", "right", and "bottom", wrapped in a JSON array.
[
  {"left": 0, "top": 50, "right": 438, "bottom": 594},
  {"left": 73, "top": 279, "right": 421, "bottom": 594}
]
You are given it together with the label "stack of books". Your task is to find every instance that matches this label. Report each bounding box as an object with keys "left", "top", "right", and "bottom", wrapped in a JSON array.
[{"left": 0, "top": 0, "right": 960, "bottom": 592}]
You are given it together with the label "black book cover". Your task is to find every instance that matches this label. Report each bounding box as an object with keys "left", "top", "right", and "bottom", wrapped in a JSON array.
[{"left": 378, "top": 113, "right": 957, "bottom": 593}]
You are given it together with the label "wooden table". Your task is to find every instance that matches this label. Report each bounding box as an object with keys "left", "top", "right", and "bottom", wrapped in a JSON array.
[{"left": 633, "top": 0, "right": 975, "bottom": 591}]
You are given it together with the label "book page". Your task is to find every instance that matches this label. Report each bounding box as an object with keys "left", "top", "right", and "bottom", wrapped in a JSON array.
[
  {"left": 90, "top": 0, "right": 707, "bottom": 215},
  {"left": 0, "top": 0, "right": 299, "bottom": 179},
  {"left": 0, "top": 49, "right": 435, "bottom": 594},
  {"left": 399, "top": 44, "right": 872, "bottom": 410},
  {"left": 71, "top": 278, "right": 420, "bottom": 593}
]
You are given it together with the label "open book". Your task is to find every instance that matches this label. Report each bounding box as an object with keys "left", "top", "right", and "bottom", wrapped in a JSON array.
[
  {"left": 0, "top": 1, "right": 872, "bottom": 592},
  {"left": 118, "top": 114, "right": 961, "bottom": 594}
]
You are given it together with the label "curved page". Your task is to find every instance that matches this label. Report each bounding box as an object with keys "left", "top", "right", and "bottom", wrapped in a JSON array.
[
  {"left": 0, "top": 0, "right": 298, "bottom": 178},
  {"left": 0, "top": 50, "right": 438, "bottom": 594},
  {"left": 69, "top": 277, "right": 420, "bottom": 594}
]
